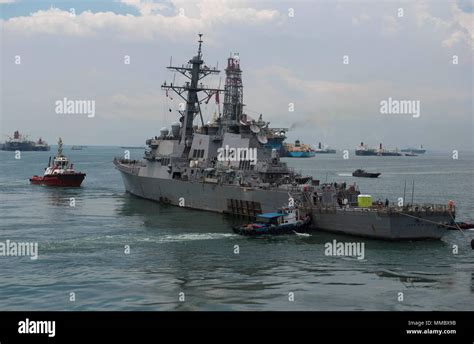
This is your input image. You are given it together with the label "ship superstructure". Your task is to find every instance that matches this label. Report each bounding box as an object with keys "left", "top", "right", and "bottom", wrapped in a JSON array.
[{"left": 115, "top": 34, "right": 305, "bottom": 216}]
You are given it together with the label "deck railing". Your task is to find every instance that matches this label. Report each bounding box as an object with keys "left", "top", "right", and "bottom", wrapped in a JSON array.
[{"left": 310, "top": 203, "right": 453, "bottom": 216}]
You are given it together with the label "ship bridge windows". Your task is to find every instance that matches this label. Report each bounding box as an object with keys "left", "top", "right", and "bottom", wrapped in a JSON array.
[
  {"left": 192, "top": 149, "right": 205, "bottom": 158},
  {"left": 239, "top": 160, "right": 253, "bottom": 170}
]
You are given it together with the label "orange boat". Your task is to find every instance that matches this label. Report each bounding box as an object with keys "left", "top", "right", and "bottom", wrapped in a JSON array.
[{"left": 30, "top": 138, "right": 86, "bottom": 187}]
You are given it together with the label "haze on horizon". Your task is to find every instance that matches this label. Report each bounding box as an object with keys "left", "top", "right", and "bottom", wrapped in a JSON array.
[{"left": 0, "top": 0, "right": 473, "bottom": 151}]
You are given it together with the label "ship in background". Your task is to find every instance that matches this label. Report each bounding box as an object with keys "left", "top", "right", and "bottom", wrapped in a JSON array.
[
  {"left": 314, "top": 142, "right": 336, "bottom": 154},
  {"left": 114, "top": 34, "right": 455, "bottom": 240},
  {"left": 355, "top": 142, "right": 377, "bottom": 156},
  {"left": 284, "top": 140, "right": 316, "bottom": 157},
  {"left": 401, "top": 145, "right": 426, "bottom": 154},
  {"left": 266, "top": 128, "right": 287, "bottom": 157},
  {"left": 34, "top": 137, "right": 51, "bottom": 151},
  {"left": 1, "top": 130, "right": 50, "bottom": 151},
  {"left": 30, "top": 138, "right": 85, "bottom": 187},
  {"left": 356, "top": 142, "right": 401, "bottom": 156}
]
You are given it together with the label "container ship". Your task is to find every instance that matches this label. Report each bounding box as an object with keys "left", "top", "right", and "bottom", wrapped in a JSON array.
[
  {"left": 114, "top": 35, "right": 455, "bottom": 240},
  {"left": 284, "top": 140, "right": 316, "bottom": 157}
]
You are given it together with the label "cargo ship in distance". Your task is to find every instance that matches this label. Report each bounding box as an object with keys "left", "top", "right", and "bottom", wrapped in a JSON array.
[
  {"left": 401, "top": 145, "right": 426, "bottom": 154},
  {"left": 114, "top": 34, "right": 455, "bottom": 240},
  {"left": 1, "top": 131, "right": 50, "bottom": 151},
  {"left": 356, "top": 142, "right": 401, "bottom": 156},
  {"left": 314, "top": 142, "right": 336, "bottom": 154},
  {"left": 284, "top": 140, "right": 316, "bottom": 157}
]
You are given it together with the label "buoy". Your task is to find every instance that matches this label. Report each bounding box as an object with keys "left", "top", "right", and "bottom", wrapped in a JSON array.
[{"left": 471, "top": 239, "right": 474, "bottom": 250}]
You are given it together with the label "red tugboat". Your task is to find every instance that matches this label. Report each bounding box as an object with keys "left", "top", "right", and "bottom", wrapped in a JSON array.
[{"left": 30, "top": 138, "right": 86, "bottom": 187}]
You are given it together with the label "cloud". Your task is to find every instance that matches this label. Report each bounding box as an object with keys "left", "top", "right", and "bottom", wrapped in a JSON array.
[
  {"left": 451, "top": 1, "right": 474, "bottom": 45},
  {"left": 120, "top": 0, "right": 169, "bottom": 16},
  {"left": 248, "top": 64, "right": 470, "bottom": 125},
  {"left": 413, "top": 0, "right": 473, "bottom": 49},
  {"left": 1, "top": 1, "right": 280, "bottom": 40},
  {"left": 100, "top": 91, "right": 164, "bottom": 120}
]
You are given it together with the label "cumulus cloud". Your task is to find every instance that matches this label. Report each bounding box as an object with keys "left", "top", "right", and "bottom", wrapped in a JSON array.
[
  {"left": 413, "top": 0, "right": 473, "bottom": 49},
  {"left": 120, "top": 0, "right": 169, "bottom": 16},
  {"left": 1, "top": 0, "right": 280, "bottom": 40},
  {"left": 451, "top": 1, "right": 474, "bottom": 45}
]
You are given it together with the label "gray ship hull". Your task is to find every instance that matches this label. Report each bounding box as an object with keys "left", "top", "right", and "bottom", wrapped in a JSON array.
[
  {"left": 116, "top": 165, "right": 450, "bottom": 240},
  {"left": 311, "top": 209, "right": 448, "bottom": 240},
  {"left": 117, "top": 165, "right": 292, "bottom": 214}
]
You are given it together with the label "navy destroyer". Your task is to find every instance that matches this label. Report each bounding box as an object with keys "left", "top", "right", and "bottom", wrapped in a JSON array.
[{"left": 114, "top": 35, "right": 455, "bottom": 240}]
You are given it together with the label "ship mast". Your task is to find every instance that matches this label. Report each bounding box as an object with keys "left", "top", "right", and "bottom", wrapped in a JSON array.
[
  {"left": 56, "top": 137, "right": 63, "bottom": 157},
  {"left": 161, "top": 34, "right": 223, "bottom": 156},
  {"left": 222, "top": 53, "right": 244, "bottom": 133}
]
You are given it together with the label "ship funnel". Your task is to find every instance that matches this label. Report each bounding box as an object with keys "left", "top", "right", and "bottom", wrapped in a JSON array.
[
  {"left": 318, "top": 142, "right": 322, "bottom": 149},
  {"left": 171, "top": 122, "right": 180, "bottom": 137},
  {"left": 379, "top": 143, "right": 382, "bottom": 150},
  {"left": 160, "top": 127, "right": 169, "bottom": 138}
]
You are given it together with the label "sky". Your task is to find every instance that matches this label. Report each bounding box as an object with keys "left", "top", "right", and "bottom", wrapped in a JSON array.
[{"left": 0, "top": 0, "right": 473, "bottom": 150}]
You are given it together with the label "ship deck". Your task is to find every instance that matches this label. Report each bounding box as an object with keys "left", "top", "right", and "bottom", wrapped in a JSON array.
[{"left": 312, "top": 204, "right": 453, "bottom": 217}]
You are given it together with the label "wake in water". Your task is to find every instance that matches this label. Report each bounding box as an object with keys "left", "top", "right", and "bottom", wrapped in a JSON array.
[
  {"left": 143, "top": 233, "right": 237, "bottom": 243},
  {"left": 293, "top": 231, "right": 311, "bottom": 237}
]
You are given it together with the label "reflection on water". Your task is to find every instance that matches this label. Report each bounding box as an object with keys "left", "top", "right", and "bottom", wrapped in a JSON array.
[{"left": 43, "top": 187, "right": 85, "bottom": 207}]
